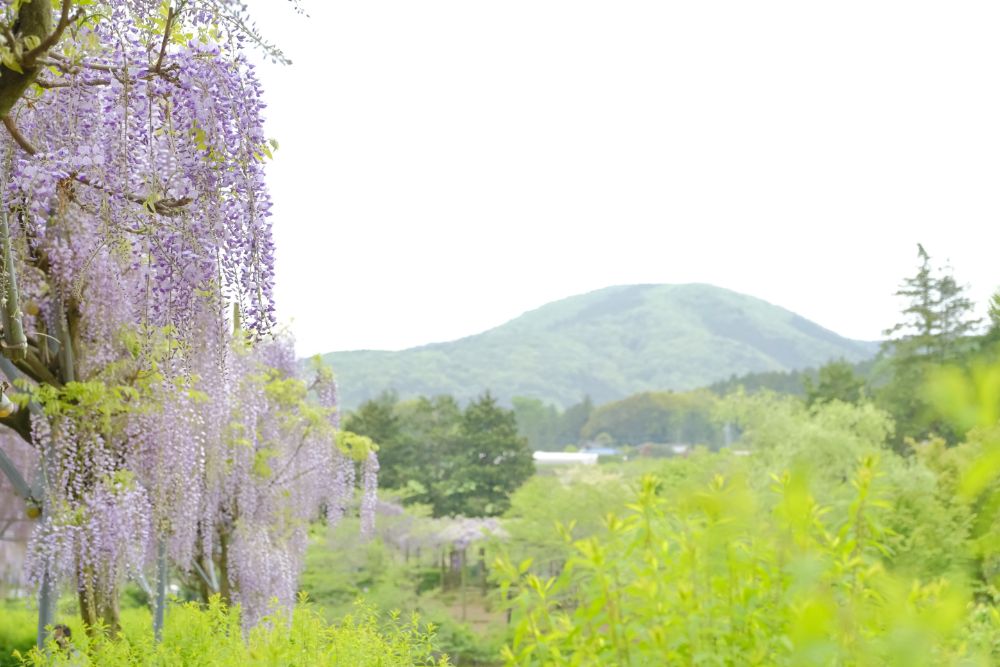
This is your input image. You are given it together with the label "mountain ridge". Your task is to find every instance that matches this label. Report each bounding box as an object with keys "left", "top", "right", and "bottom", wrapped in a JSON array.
[{"left": 321, "top": 284, "right": 878, "bottom": 410}]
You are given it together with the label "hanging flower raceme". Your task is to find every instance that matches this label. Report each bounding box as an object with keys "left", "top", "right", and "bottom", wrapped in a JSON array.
[
  {"left": 4, "top": 1, "right": 277, "bottom": 346},
  {"left": 0, "top": 0, "right": 373, "bottom": 638},
  {"left": 0, "top": 0, "right": 280, "bottom": 634},
  {"left": 203, "top": 338, "right": 372, "bottom": 627},
  {"left": 22, "top": 410, "right": 153, "bottom": 626}
]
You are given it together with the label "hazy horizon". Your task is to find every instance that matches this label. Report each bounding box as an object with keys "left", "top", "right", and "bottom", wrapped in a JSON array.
[
  {"left": 246, "top": 1, "right": 1000, "bottom": 356},
  {"left": 316, "top": 281, "right": 892, "bottom": 354}
]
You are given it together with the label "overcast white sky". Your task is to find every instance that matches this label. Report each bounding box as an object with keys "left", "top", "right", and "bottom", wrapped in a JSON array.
[{"left": 246, "top": 1, "right": 1000, "bottom": 356}]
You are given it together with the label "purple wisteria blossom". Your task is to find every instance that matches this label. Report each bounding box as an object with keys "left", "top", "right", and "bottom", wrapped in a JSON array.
[{"left": 0, "top": 0, "right": 367, "bottom": 637}]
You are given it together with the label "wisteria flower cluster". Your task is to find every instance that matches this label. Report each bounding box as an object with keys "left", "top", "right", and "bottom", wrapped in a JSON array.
[
  {"left": 207, "top": 339, "right": 377, "bottom": 628},
  {"left": 0, "top": 0, "right": 372, "bottom": 634}
]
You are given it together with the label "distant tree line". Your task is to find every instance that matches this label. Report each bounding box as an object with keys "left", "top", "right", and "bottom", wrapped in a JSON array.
[
  {"left": 512, "top": 391, "right": 724, "bottom": 450},
  {"left": 510, "top": 396, "right": 594, "bottom": 450},
  {"left": 714, "top": 244, "right": 998, "bottom": 450},
  {"left": 515, "top": 244, "right": 997, "bottom": 453},
  {"left": 345, "top": 244, "right": 996, "bottom": 514}
]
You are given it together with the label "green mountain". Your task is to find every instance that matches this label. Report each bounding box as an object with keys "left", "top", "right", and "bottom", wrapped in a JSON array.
[{"left": 322, "top": 284, "right": 878, "bottom": 410}]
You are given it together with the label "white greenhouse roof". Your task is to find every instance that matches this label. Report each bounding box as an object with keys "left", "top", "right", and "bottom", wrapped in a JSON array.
[{"left": 533, "top": 451, "right": 599, "bottom": 465}]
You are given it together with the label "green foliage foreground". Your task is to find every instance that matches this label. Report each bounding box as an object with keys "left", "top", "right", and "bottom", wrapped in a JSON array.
[
  {"left": 497, "top": 461, "right": 1000, "bottom": 666},
  {"left": 493, "top": 381, "right": 1000, "bottom": 666},
  {"left": 7, "top": 598, "right": 448, "bottom": 667}
]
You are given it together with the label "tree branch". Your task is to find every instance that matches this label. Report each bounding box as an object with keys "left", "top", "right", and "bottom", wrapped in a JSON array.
[
  {"left": 54, "top": 297, "right": 75, "bottom": 385},
  {"left": 35, "top": 77, "right": 112, "bottom": 89},
  {"left": 268, "top": 428, "right": 312, "bottom": 488},
  {"left": 0, "top": 518, "right": 30, "bottom": 540},
  {"left": 0, "top": 401, "right": 33, "bottom": 443},
  {"left": 39, "top": 55, "right": 118, "bottom": 74},
  {"left": 273, "top": 463, "right": 323, "bottom": 488},
  {"left": 74, "top": 173, "right": 192, "bottom": 216},
  {"left": 0, "top": 205, "right": 27, "bottom": 362},
  {"left": 14, "top": 349, "right": 62, "bottom": 389},
  {"left": 2, "top": 115, "right": 191, "bottom": 216},
  {"left": 0, "top": 444, "right": 33, "bottom": 502},
  {"left": 152, "top": 5, "right": 177, "bottom": 74},
  {"left": 134, "top": 572, "right": 154, "bottom": 599},
  {"left": 0, "top": 356, "right": 45, "bottom": 443},
  {"left": 22, "top": 0, "right": 77, "bottom": 70},
  {"left": 190, "top": 558, "right": 218, "bottom": 593},
  {"left": 0, "top": 0, "right": 51, "bottom": 117},
  {"left": 2, "top": 114, "right": 37, "bottom": 155}
]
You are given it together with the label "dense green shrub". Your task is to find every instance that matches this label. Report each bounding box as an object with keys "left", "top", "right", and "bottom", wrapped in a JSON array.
[
  {"left": 503, "top": 466, "right": 631, "bottom": 573},
  {"left": 497, "top": 461, "right": 1000, "bottom": 666},
  {"left": 9, "top": 597, "right": 448, "bottom": 666},
  {"left": 0, "top": 604, "right": 35, "bottom": 667}
]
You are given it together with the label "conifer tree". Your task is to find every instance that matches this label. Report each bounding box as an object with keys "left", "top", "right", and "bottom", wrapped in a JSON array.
[
  {"left": 879, "top": 244, "right": 979, "bottom": 446},
  {"left": 883, "top": 244, "right": 979, "bottom": 363}
]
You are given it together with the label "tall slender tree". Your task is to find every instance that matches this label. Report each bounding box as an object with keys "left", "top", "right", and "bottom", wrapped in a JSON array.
[
  {"left": 982, "top": 288, "right": 1000, "bottom": 347},
  {"left": 879, "top": 244, "right": 980, "bottom": 445},
  {"left": 883, "top": 244, "right": 979, "bottom": 363}
]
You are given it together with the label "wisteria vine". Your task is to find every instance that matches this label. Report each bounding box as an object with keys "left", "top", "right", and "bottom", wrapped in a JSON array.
[{"left": 0, "top": 0, "right": 374, "bottom": 641}]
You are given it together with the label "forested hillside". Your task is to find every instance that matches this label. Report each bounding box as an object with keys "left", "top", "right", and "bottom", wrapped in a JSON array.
[{"left": 323, "top": 284, "right": 877, "bottom": 409}]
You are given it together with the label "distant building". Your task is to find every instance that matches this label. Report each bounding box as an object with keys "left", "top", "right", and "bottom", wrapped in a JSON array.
[
  {"left": 633, "top": 442, "right": 693, "bottom": 458},
  {"left": 533, "top": 451, "right": 599, "bottom": 465}
]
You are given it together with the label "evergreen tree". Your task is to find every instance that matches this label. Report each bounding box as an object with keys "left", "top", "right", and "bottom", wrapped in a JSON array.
[
  {"left": 512, "top": 396, "right": 562, "bottom": 450},
  {"left": 882, "top": 244, "right": 979, "bottom": 363},
  {"left": 346, "top": 392, "right": 534, "bottom": 517},
  {"left": 558, "top": 396, "right": 594, "bottom": 446},
  {"left": 805, "top": 359, "right": 865, "bottom": 407},
  {"left": 990, "top": 290, "right": 1000, "bottom": 331},
  {"left": 343, "top": 391, "right": 401, "bottom": 448},
  {"left": 982, "top": 288, "right": 1000, "bottom": 347},
  {"left": 433, "top": 392, "right": 534, "bottom": 517},
  {"left": 878, "top": 244, "right": 979, "bottom": 446},
  {"left": 391, "top": 395, "right": 461, "bottom": 498}
]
